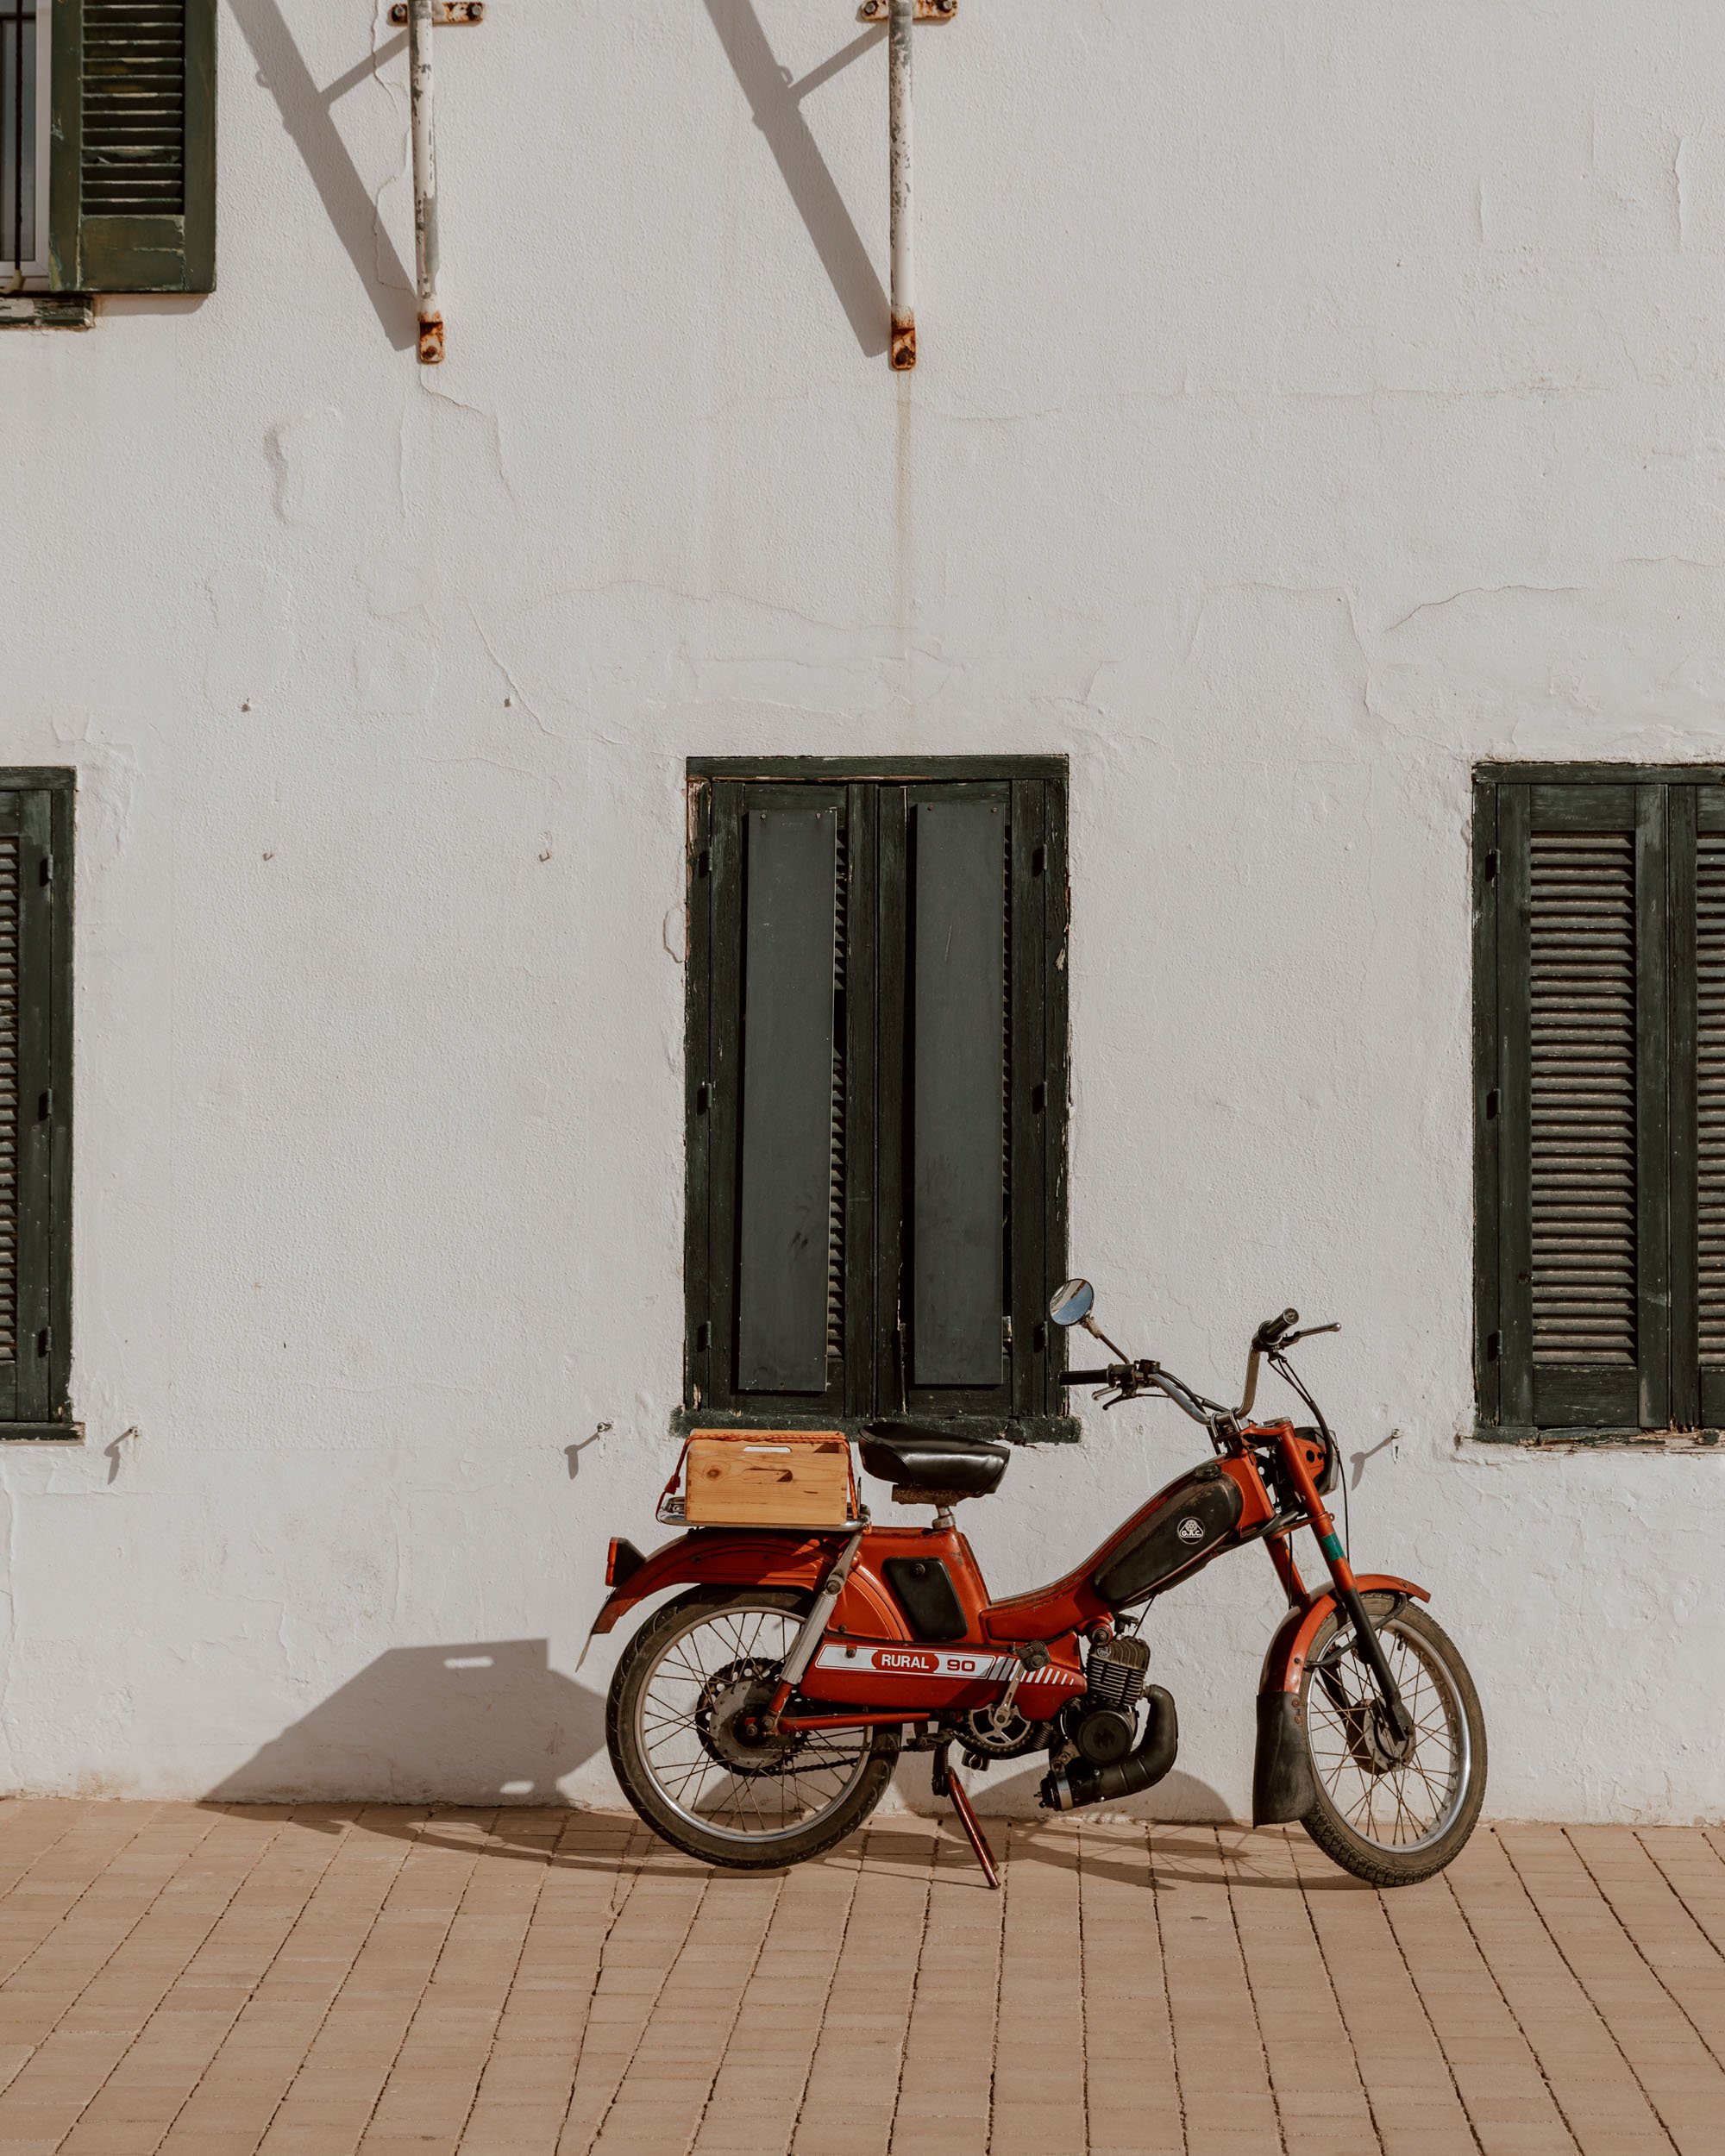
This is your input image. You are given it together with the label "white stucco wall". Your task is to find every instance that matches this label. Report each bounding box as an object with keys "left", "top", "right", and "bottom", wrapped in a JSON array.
[{"left": 4, "top": 0, "right": 1724, "bottom": 1821}]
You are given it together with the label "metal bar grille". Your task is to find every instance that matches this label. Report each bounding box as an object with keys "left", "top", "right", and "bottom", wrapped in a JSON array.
[
  {"left": 1529, "top": 831, "right": 1638, "bottom": 1364},
  {"left": 1, "top": 0, "right": 35, "bottom": 273},
  {"left": 1697, "top": 836, "right": 1725, "bottom": 1358},
  {"left": 0, "top": 837, "right": 18, "bottom": 1362},
  {"left": 82, "top": 0, "right": 185, "bottom": 216}
]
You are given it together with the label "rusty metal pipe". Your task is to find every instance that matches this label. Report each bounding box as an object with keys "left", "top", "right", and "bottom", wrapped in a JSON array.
[
  {"left": 408, "top": 0, "right": 444, "bottom": 363},
  {"left": 888, "top": 0, "right": 915, "bottom": 368}
]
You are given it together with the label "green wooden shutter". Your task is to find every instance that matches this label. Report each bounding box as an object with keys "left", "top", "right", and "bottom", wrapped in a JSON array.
[
  {"left": 0, "top": 778, "right": 72, "bottom": 1436},
  {"left": 1674, "top": 786, "right": 1725, "bottom": 1426},
  {"left": 686, "top": 763, "right": 1069, "bottom": 1436},
  {"left": 50, "top": 0, "right": 215, "bottom": 292},
  {"left": 1482, "top": 780, "right": 1670, "bottom": 1432},
  {"left": 694, "top": 782, "right": 850, "bottom": 1419}
]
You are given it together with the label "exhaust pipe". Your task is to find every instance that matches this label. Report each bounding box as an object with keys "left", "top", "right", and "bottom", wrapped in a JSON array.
[{"left": 1039, "top": 1686, "right": 1179, "bottom": 1812}]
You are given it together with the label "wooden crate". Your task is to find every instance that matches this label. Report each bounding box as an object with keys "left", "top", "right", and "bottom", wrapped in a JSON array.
[{"left": 682, "top": 1431, "right": 855, "bottom": 1527}]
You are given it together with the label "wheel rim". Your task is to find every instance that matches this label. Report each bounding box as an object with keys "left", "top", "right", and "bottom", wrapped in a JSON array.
[
  {"left": 632, "top": 1601, "right": 876, "bottom": 1846},
  {"left": 1305, "top": 1614, "right": 1471, "bottom": 1854}
]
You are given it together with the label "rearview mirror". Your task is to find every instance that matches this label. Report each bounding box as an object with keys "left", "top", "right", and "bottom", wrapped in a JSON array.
[{"left": 1048, "top": 1279, "right": 1095, "bottom": 1328}]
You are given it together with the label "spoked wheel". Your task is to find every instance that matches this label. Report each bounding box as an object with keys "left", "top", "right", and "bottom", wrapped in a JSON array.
[
  {"left": 1298, "top": 1595, "right": 1487, "bottom": 1887},
  {"left": 605, "top": 1588, "right": 900, "bottom": 1871}
]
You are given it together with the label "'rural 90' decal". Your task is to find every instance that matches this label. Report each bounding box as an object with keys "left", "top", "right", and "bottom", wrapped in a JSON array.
[{"left": 812, "top": 1645, "right": 1084, "bottom": 1690}]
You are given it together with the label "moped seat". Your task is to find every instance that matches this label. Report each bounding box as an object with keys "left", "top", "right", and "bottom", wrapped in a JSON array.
[{"left": 858, "top": 1420, "right": 1009, "bottom": 1501}]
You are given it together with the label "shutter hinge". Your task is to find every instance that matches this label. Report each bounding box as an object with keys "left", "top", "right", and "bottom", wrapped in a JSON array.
[
  {"left": 1031, "top": 1082, "right": 1045, "bottom": 1113},
  {"left": 1486, "top": 1332, "right": 1502, "bottom": 1362},
  {"left": 34, "top": 1329, "right": 49, "bottom": 1360},
  {"left": 39, "top": 853, "right": 51, "bottom": 887},
  {"left": 37, "top": 1090, "right": 50, "bottom": 1122},
  {"left": 697, "top": 849, "right": 711, "bottom": 879},
  {"left": 1484, "top": 849, "right": 1498, "bottom": 884},
  {"left": 696, "top": 1321, "right": 712, "bottom": 1351},
  {"left": 696, "top": 1082, "right": 711, "bottom": 1114},
  {"left": 1002, "top": 1315, "right": 1013, "bottom": 1347},
  {"left": 1485, "top": 1088, "right": 1500, "bottom": 1120},
  {"left": 1031, "top": 845, "right": 1045, "bottom": 877}
]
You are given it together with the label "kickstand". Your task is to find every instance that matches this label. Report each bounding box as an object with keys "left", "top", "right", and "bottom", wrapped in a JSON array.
[{"left": 932, "top": 1742, "right": 1000, "bottom": 1890}]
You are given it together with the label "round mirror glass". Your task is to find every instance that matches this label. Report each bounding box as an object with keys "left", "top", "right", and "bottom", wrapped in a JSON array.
[{"left": 1048, "top": 1278, "right": 1095, "bottom": 1327}]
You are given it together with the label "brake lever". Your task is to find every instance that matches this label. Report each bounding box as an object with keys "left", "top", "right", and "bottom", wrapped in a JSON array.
[{"left": 1279, "top": 1321, "right": 1340, "bottom": 1347}]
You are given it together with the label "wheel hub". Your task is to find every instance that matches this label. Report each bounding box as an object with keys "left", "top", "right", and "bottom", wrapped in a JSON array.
[{"left": 695, "top": 1658, "right": 804, "bottom": 1776}]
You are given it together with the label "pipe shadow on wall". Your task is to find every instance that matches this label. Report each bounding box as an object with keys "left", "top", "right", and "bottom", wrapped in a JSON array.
[
  {"left": 228, "top": 0, "right": 418, "bottom": 350},
  {"left": 205, "top": 1639, "right": 606, "bottom": 1804},
  {"left": 700, "top": 0, "right": 890, "bottom": 357}
]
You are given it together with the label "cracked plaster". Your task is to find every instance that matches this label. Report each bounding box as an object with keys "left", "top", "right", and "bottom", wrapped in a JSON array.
[{"left": 3, "top": 0, "right": 1725, "bottom": 1819}]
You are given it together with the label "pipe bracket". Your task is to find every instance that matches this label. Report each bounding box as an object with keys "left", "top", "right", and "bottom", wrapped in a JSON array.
[
  {"left": 859, "top": 0, "right": 954, "bottom": 18},
  {"left": 391, "top": 3, "right": 484, "bottom": 22}
]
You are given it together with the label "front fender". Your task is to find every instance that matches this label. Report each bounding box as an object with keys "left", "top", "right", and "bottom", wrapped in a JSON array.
[
  {"left": 578, "top": 1528, "right": 905, "bottom": 1664},
  {"left": 1258, "top": 1573, "right": 1429, "bottom": 1697}
]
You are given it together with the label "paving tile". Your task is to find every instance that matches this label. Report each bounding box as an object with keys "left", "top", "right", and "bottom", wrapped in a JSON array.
[{"left": 0, "top": 1808, "right": 1721, "bottom": 2153}]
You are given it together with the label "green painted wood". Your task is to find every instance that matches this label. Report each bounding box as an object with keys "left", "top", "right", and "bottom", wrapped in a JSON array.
[
  {"left": 1669, "top": 784, "right": 1700, "bottom": 1429},
  {"left": 1693, "top": 791, "right": 1725, "bottom": 1419},
  {"left": 737, "top": 802, "right": 840, "bottom": 1392},
  {"left": 1496, "top": 786, "right": 1534, "bottom": 1426},
  {"left": 1472, "top": 780, "right": 1502, "bottom": 1428},
  {"left": 682, "top": 780, "right": 713, "bottom": 1413},
  {"left": 686, "top": 763, "right": 1068, "bottom": 1434},
  {"left": 689, "top": 756, "right": 1068, "bottom": 781},
  {"left": 909, "top": 789, "right": 1007, "bottom": 1388},
  {"left": 1484, "top": 763, "right": 1725, "bottom": 788},
  {"left": 1008, "top": 780, "right": 1043, "bottom": 1419},
  {"left": 50, "top": 0, "right": 216, "bottom": 293},
  {"left": 843, "top": 783, "right": 877, "bottom": 1420},
  {"left": 1635, "top": 783, "right": 1672, "bottom": 1427},
  {"left": 13, "top": 791, "right": 54, "bottom": 1422}
]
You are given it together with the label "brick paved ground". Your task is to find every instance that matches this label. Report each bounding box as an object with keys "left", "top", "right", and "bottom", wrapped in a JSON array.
[{"left": 0, "top": 1806, "right": 1720, "bottom": 2154}]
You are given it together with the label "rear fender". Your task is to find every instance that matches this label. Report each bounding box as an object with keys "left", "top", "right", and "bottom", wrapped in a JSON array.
[
  {"left": 1258, "top": 1574, "right": 1429, "bottom": 1698},
  {"left": 579, "top": 1529, "right": 903, "bottom": 1664}
]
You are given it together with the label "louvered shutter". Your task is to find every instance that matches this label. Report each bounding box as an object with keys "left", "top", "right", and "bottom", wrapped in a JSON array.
[
  {"left": 49, "top": 0, "right": 215, "bottom": 292},
  {"left": 0, "top": 780, "right": 72, "bottom": 1435},
  {"left": 1483, "top": 782, "right": 1670, "bottom": 1431}
]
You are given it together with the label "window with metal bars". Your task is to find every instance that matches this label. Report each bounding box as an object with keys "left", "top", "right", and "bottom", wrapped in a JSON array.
[
  {"left": 0, "top": 774, "right": 72, "bottom": 1439},
  {"left": 1474, "top": 766, "right": 1725, "bottom": 1437},
  {"left": 683, "top": 759, "right": 1072, "bottom": 1442},
  {"left": 1, "top": 0, "right": 213, "bottom": 301}
]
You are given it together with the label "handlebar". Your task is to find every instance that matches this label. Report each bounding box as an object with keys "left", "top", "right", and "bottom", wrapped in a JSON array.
[{"left": 1252, "top": 1307, "right": 1301, "bottom": 1351}]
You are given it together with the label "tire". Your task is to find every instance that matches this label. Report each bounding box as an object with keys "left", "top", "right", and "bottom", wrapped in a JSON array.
[
  {"left": 605, "top": 1587, "right": 900, "bottom": 1872},
  {"left": 1297, "top": 1595, "right": 1487, "bottom": 1889}
]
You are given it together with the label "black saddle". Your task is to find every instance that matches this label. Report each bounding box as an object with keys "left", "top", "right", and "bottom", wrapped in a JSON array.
[{"left": 858, "top": 1420, "right": 1010, "bottom": 1501}]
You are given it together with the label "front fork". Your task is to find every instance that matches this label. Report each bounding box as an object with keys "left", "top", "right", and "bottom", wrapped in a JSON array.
[{"left": 1270, "top": 1434, "right": 1414, "bottom": 1749}]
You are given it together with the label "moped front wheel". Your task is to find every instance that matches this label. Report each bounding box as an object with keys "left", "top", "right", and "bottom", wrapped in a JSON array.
[
  {"left": 1297, "top": 1596, "right": 1486, "bottom": 1888},
  {"left": 605, "top": 1587, "right": 900, "bottom": 1871}
]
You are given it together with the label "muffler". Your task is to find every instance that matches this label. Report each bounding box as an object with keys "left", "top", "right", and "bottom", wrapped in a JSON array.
[{"left": 1038, "top": 1685, "right": 1179, "bottom": 1812}]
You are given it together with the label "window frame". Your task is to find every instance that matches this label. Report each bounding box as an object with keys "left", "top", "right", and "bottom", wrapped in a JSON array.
[
  {"left": 0, "top": 768, "right": 73, "bottom": 1441},
  {"left": 682, "top": 755, "right": 1074, "bottom": 1445},
  {"left": 1473, "top": 761, "right": 1725, "bottom": 1445}
]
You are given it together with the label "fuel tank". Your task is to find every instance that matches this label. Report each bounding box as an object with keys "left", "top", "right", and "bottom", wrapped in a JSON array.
[{"left": 1090, "top": 1461, "right": 1244, "bottom": 1608}]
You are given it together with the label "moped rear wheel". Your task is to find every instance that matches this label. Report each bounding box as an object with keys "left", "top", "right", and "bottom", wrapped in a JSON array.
[
  {"left": 606, "top": 1587, "right": 900, "bottom": 1871},
  {"left": 1297, "top": 1596, "right": 1486, "bottom": 1888}
]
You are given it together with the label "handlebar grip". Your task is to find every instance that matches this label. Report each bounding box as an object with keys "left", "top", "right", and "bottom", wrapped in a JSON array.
[
  {"left": 1063, "top": 1368, "right": 1116, "bottom": 1385},
  {"left": 1251, "top": 1307, "right": 1300, "bottom": 1351}
]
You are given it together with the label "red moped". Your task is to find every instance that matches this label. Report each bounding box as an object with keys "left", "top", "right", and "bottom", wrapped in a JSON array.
[{"left": 592, "top": 1285, "right": 1486, "bottom": 1889}]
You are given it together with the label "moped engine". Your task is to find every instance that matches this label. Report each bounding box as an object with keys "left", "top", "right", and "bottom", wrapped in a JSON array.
[
  {"left": 1038, "top": 1633, "right": 1179, "bottom": 1811},
  {"left": 1059, "top": 1633, "right": 1152, "bottom": 1767}
]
